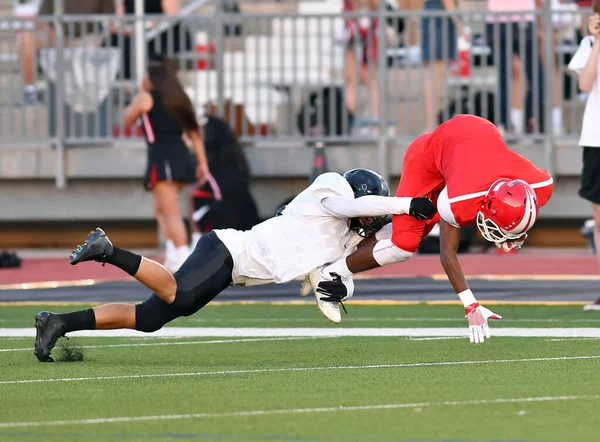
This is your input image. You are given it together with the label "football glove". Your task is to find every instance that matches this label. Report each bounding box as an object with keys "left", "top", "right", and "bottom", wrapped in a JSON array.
[
  {"left": 316, "top": 272, "right": 354, "bottom": 303},
  {"left": 409, "top": 196, "right": 436, "bottom": 220},
  {"left": 465, "top": 303, "right": 502, "bottom": 344}
]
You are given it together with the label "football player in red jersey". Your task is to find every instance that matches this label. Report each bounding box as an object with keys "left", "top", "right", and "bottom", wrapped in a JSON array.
[{"left": 312, "top": 114, "right": 554, "bottom": 343}]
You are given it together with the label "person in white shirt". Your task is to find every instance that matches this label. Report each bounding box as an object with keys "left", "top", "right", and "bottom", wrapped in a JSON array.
[
  {"left": 568, "top": 3, "right": 600, "bottom": 310},
  {"left": 32, "top": 169, "right": 436, "bottom": 362}
]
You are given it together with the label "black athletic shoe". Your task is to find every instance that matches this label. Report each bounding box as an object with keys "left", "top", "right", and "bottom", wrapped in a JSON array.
[
  {"left": 34, "top": 311, "right": 67, "bottom": 362},
  {"left": 69, "top": 228, "right": 114, "bottom": 265}
]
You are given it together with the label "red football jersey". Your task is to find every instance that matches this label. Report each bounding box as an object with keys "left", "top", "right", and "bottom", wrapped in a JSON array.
[{"left": 430, "top": 115, "right": 554, "bottom": 227}]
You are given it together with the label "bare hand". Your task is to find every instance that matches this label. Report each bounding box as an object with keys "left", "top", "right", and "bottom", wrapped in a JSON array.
[
  {"left": 196, "top": 163, "right": 209, "bottom": 186},
  {"left": 589, "top": 14, "right": 600, "bottom": 38}
]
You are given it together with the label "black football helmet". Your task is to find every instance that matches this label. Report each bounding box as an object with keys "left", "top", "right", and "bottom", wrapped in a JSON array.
[{"left": 343, "top": 168, "right": 390, "bottom": 238}]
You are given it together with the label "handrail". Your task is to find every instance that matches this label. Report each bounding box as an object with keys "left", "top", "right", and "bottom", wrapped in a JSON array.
[{"left": 145, "top": 0, "right": 210, "bottom": 42}]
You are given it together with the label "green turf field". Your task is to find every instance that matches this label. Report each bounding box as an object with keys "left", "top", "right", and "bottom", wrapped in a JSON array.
[{"left": 1, "top": 304, "right": 600, "bottom": 441}]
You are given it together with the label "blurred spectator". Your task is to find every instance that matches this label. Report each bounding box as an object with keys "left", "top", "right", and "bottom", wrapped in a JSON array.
[
  {"left": 124, "top": 56, "right": 209, "bottom": 272},
  {"left": 342, "top": 0, "right": 380, "bottom": 129},
  {"left": 485, "top": 0, "right": 554, "bottom": 134},
  {"left": 108, "top": 0, "right": 192, "bottom": 80},
  {"left": 568, "top": 3, "right": 600, "bottom": 310},
  {"left": 421, "top": 0, "right": 462, "bottom": 132},
  {"left": 187, "top": 111, "right": 260, "bottom": 249},
  {"left": 15, "top": 0, "right": 114, "bottom": 105},
  {"left": 550, "top": 0, "right": 579, "bottom": 135}
]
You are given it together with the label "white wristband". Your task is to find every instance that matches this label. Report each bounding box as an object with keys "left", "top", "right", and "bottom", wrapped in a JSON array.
[{"left": 458, "top": 289, "right": 477, "bottom": 308}]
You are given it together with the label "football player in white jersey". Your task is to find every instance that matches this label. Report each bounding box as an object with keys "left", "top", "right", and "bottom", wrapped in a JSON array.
[{"left": 33, "top": 169, "right": 436, "bottom": 362}]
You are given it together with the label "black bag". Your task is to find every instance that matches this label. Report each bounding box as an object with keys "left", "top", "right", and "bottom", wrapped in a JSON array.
[{"left": 297, "top": 87, "right": 354, "bottom": 136}]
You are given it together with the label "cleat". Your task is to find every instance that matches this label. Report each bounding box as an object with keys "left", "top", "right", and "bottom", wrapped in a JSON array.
[
  {"left": 300, "top": 274, "right": 311, "bottom": 297},
  {"left": 69, "top": 227, "right": 114, "bottom": 265},
  {"left": 34, "top": 311, "right": 67, "bottom": 362},
  {"left": 309, "top": 269, "right": 342, "bottom": 324}
]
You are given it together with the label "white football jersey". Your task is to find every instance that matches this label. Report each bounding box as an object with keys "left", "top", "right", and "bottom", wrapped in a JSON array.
[{"left": 214, "top": 173, "right": 363, "bottom": 286}]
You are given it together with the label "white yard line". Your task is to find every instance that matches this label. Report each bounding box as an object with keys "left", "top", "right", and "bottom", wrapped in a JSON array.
[
  {"left": 4, "top": 327, "right": 600, "bottom": 338},
  {"left": 1, "top": 394, "right": 599, "bottom": 429},
  {"left": 1, "top": 355, "right": 599, "bottom": 386},
  {"left": 0, "top": 337, "right": 320, "bottom": 353},
  {"left": 182, "top": 317, "right": 600, "bottom": 323}
]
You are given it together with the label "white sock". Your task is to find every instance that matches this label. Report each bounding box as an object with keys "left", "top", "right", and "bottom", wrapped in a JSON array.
[
  {"left": 552, "top": 107, "right": 562, "bottom": 127},
  {"left": 510, "top": 108, "right": 523, "bottom": 134},
  {"left": 191, "top": 232, "right": 202, "bottom": 249},
  {"left": 165, "top": 240, "right": 176, "bottom": 263},
  {"left": 175, "top": 245, "right": 191, "bottom": 263}
]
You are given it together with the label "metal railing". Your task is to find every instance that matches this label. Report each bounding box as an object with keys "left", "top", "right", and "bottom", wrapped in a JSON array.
[{"left": 0, "top": 2, "right": 593, "bottom": 178}]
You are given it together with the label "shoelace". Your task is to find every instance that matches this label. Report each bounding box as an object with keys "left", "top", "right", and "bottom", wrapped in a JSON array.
[
  {"left": 318, "top": 293, "right": 348, "bottom": 315},
  {"left": 70, "top": 230, "right": 108, "bottom": 265}
]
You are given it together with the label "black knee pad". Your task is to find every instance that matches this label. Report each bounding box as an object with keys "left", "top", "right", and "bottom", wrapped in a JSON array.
[{"left": 135, "top": 293, "right": 180, "bottom": 333}]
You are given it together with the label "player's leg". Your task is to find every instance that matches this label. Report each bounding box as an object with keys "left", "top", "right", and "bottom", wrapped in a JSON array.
[
  {"left": 593, "top": 204, "right": 600, "bottom": 273},
  {"left": 346, "top": 134, "right": 443, "bottom": 273},
  {"left": 584, "top": 204, "right": 600, "bottom": 310},
  {"left": 580, "top": 147, "right": 600, "bottom": 310},
  {"left": 34, "top": 230, "right": 234, "bottom": 361}
]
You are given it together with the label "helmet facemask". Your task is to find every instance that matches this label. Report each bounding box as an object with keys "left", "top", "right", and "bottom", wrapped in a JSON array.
[
  {"left": 476, "top": 211, "right": 526, "bottom": 244},
  {"left": 350, "top": 215, "right": 387, "bottom": 238}
]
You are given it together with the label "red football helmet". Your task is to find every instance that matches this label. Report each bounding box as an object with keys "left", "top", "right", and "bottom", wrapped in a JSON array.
[{"left": 477, "top": 178, "right": 539, "bottom": 244}]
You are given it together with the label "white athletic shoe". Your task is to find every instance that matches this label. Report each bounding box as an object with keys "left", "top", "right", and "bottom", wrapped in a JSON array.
[
  {"left": 309, "top": 269, "right": 341, "bottom": 324},
  {"left": 300, "top": 274, "right": 311, "bottom": 297}
]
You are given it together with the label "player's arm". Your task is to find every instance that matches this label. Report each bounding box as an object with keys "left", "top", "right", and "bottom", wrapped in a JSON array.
[
  {"left": 323, "top": 221, "right": 415, "bottom": 276},
  {"left": 439, "top": 219, "right": 502, "bottom": 344},
  {"left": 124, "top": 91, "right": 153, "bottom": 126},
  {"left": 439, "top": 219, "right": 468, "bottom": 294},
  {"left": 321, "top": 195, "right": 435, "bottom": 219}
]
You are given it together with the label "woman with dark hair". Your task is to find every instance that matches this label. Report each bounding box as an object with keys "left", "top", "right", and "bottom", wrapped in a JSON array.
[{"left": 124, "top": 56, "right": 209, "bottom": 272}]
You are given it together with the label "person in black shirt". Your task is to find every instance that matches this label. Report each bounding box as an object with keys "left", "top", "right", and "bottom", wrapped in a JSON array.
[{"left": 124, "top": 55, "right": 209, "bottom": 272}]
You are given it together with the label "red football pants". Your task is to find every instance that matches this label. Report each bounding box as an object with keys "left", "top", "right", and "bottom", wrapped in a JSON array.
[{"left": 392, "top": 134, "right": 444, "bottom": 252}]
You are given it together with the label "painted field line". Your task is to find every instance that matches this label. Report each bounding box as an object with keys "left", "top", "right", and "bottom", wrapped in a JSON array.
[
  {"left": 181, "top": 317, "right": 600, "bottom": 323},
  {"left": 0, "top": 337, "right": 319, "bottom": 353},
  {"left": 2, "top": 355, "right": 599, "bottom": 386},
  {"left": 1, "top": 394, "right": 599, "bottom": 428},
  {"left": 0, "top": 279, "right": 107, "bottom": 291},
  {"left": 432, "top": 274, "right": 600, "bottom": 281},
  {"left": 0, "top": 300, "right": 591, "bottom": 307},
  {"left": 4, "top": 327, "right": 600, "bottom": 338}
]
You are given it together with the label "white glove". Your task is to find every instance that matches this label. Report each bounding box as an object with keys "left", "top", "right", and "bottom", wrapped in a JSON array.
[{"left": 465, "top": 303, "right": 502, "bottom": 344}]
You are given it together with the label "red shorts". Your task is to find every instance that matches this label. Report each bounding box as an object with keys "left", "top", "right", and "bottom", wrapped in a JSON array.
[{"left": 391, "top": 134, "right": 444, "bottom": 252}]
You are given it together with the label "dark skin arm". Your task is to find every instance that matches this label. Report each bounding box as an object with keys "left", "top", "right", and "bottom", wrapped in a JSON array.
[
  {"left": 346, "top": 235, "right": 380, "bottom": 273},
  {"left": 439, "top": 219, "right": 469, "bottom": 294}
]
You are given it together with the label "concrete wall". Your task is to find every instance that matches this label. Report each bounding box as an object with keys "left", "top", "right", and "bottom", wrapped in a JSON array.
[{"left": 0, "top": 139, "right": 593, "bottom": 221}]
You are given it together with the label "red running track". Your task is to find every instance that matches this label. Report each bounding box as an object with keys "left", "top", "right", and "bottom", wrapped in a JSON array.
[{"left": 0, "top": 251, "right": 597, "bottom": 286}]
